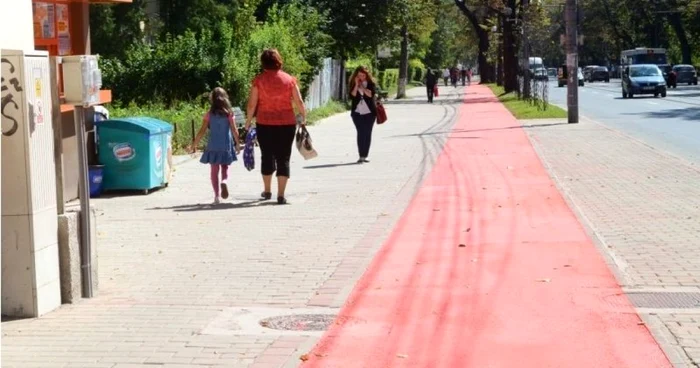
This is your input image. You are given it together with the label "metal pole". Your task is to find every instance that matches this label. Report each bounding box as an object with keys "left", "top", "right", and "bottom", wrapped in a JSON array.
[
  {"left": 74, "top": 106, "right": 94, "bottom": 298},
  {"left": 50, "top": 57, "right": 65, "bottom": 215},
  {"left": 565, "top": 0, "right": 579, "bottom": 123}
]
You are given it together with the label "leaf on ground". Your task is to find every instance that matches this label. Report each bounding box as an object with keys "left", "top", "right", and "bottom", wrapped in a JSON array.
[
  {"left": 397, "top": 354, "right": 409, "bottom": 359},
  {"left": 536, "top": 278, "right": 551, "bottom": 283},
  {"left": 458, "top": 244, "right": 466, "bottom": 248},
  {"left": 315, "top": 353, "right": 327, "bottom": 357},
  {"left": 300, "top": 354, "right": 310, "bottom": 361}
]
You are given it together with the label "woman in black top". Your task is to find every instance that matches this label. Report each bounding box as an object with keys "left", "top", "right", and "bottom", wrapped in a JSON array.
[{"left": 349, "top": 66, "right": 377, "bottom": 163}]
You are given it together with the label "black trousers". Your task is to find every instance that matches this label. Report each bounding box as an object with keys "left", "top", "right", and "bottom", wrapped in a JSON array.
[
  {"left": 351, "top": 112, "right": 376, "bottom": 158},
  {"left": 426, "top": 85, "right": 435, "bottom": 102},
  {"left": 256, "top": 124, "right": 297, "bottom": 177}
]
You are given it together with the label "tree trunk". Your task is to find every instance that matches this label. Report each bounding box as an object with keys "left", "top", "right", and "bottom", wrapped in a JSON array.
[
  {"left": 454, "top": 0, "right": 494, "bottom": 83},
  {"left": 521, "top": 0, "right": 531, "bottom": 99},
  {"left": 502, "top": 13, "right": 518, "bottom": 93},
  {"left": 479, "top": 30, "right": 494, "bottom": 83},
  {"left": 397, "top": 25, "right": 409, "bottom": 99},
  {"left": 667, "top": 12, "right": 693, "bottom": 64},
  {"left": 496, "top": 20, "right": 503, "bottom": 86}
]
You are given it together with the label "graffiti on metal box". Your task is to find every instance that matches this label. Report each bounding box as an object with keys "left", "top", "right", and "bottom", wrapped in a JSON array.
[{"left": 1, "top": 58, "right": 23, "bottom": 137}]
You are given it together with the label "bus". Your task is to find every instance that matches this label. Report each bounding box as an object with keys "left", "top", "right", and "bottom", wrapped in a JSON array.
[
  {"left": 620, "top": 47, "right": 671, "bottom": 82},
  {"left": 620, "top": 48, "right": 668, "bottom": 66}
]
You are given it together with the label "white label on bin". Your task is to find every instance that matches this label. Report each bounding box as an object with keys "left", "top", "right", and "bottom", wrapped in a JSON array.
[{"left": 113, "top": 143, "right": 135, "bottom": 162}]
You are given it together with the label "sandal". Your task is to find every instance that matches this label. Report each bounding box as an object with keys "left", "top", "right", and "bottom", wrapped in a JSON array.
[
  {"left": 261, "top": 191, "right": 272, "bottom": 200},
  {"left": 221, "top": 181, "right": 229, "bottom": 199}
]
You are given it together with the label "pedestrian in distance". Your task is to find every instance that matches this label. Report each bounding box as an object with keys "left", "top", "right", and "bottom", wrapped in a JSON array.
[
  {"left": 425, "top": 68, "right": 438, "bottom": 103},
  {"left": 245, "top": 48, "right": 308, "bottom": 205},
  {"left": 442, "top": 67, "right": 450, "bottom": 86},
  {"left": 349, "top": 66, "right": 378, "bottom": 164},
  {"left": 190, "top": 87, "right": 241, "bottom": 205},
  {"left": 460, "top": 67, "right": 467, "bottom": 86}
]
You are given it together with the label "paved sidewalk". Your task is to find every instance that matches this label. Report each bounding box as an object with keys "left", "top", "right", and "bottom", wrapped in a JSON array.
[
  {"left": 1, "top": 85, "right": 463, "bottom": 368},
  {"left": 525, "top": 116, "right": 700, "bottom": 367}
]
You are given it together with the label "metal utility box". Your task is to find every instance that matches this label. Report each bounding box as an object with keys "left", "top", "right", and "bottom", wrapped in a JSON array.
[
  {"left": 61, "top": 55, "right": 102, "bottom": 107},
  {"left": 1, "top": 49, "right": 61, "bottom": 317},
  {"left": 97, "top": 117, "right": 173, "bottom": 194}
]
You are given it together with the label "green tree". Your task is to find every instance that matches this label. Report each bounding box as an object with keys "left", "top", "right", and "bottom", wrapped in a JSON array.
[
  {"left": 391, "top": 0, "right": 438, "bottom": 98},
  {"left": 90, "top": 0, "right": 148, "bottom": 59}
]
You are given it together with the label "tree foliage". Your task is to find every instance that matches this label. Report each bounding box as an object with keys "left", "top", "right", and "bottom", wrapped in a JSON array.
[{"left": 97, "top": 0, "right": 331, "bottom": 107}]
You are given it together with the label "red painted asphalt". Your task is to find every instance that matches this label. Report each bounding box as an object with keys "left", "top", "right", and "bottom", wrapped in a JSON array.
[{"left": 301, "top": 85, "right": 672, "bottom": 368}]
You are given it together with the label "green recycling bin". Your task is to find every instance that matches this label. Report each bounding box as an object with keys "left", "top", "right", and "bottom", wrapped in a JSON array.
[{"left": 97, "top": 117, "right": 173, "bottom": 194}]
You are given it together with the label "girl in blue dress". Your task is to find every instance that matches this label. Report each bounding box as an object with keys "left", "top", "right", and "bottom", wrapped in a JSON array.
[{"left": 191, "top": 87, "right": 241, "bottom": 204}]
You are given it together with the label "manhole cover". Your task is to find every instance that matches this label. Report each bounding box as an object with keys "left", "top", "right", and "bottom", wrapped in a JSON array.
[
  {"left": 627, "top": 292, "right": 700, "bottom": 309},
  {"left": 259, "top": 314, "right": 336, "bottom": 331}
]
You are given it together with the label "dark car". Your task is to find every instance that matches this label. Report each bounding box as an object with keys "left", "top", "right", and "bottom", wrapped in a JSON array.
[
  {"left": 622, "top": 64, "right": 667, "bottom": 98},
  {"left": 672, "top": 64, "right": 698, "bottom": 85},
  {"left": 588, "top": 66, "right": 610, "bottom": 82}
]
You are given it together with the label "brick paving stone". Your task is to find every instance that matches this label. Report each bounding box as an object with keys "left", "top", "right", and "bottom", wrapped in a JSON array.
[
  {"left": 1, "top": 86, "right": 462, "bottom": 367},
  {"left": 525, "top": 117, "right": 700, "bottom": 367}
]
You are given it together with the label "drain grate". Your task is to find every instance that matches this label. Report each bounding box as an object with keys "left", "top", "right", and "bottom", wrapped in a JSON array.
[
  {"left": 627, "top": 292, "right": 700, "bottom": 309},
  {"left": 259, "top": 314, "right": 336, "bottom": 331}
]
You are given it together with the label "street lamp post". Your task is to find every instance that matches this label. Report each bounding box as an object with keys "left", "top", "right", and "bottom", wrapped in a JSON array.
[{"left": 565, "top": 0, "right": 579, "bottom": 123}]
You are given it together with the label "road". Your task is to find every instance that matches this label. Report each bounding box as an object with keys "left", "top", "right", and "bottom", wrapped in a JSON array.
[{"left": 547, "top": 78, "right": 700, "bottom": 164}]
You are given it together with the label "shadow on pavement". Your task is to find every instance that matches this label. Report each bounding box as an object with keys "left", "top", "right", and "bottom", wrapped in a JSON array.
[
  {"left": 303, "top": 162, "right": 360, "bottom": 169},
  {"left": 384, "top": 98, "right": 463, "bottom": 105},
  {"left": 623, "top": 107, "right": 700, "bottom": 121},
  {"left": 94, "top": 187, "right": 167, "bottom": 199},
  {"left": 147, "top": 200, "right": 278, "bottom": 212}
]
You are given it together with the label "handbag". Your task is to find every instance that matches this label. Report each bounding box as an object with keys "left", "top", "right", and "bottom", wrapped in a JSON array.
[
  {"left": 376, "top": 100, "right": 387, "bottom": 125},
  {"left": 434, "top": 85, "right": 439, "bottom": 97},
  {"left": 295, "top": 125, "right": 318, "bottom": 160}
]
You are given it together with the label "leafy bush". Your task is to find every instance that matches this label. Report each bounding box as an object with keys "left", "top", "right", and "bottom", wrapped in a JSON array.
[
  {"left": 101, "top": 28, "right": 227, "bottom": 106},
  {"left": 346, "top": 57, "right": 375, "bottom": 72},
  {"left": 109, "top": 102, "right": 206, "bottom": 154},
  {"left": 101, "top": 0, "right": 331, "bottom": 109},
  {"left": 377, "top": 68, "right": 399, "bottom": 91},
  {"left": 109, "top": 98, "right": 348, "bottom": 154}
]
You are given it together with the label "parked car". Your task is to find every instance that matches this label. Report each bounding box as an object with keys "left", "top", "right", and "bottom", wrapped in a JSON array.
[
  {"left": 547, "top": 68, "right": 557, "bottom": 79},
  {"left": 672, "top": 64, "right": 698, "bottom": 85},
  {"left": 533, "top": 67, "right": 549, "bottom": 81},
  {"left": 582, "top": 66, "right": 597, "bottom": 81},
  {"left": 622, "top": 64, "right": 667, "bottom": 98},
  {"left": 557, "top": 66, "right": 585, "bottom": 87},
  {"left": 587, "top": 66, "right": 610, "bottom": 82}
]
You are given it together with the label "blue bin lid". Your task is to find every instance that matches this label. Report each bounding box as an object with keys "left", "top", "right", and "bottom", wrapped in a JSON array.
[{"left": 98, "top": 116, "right": 174, "bottom": 134}]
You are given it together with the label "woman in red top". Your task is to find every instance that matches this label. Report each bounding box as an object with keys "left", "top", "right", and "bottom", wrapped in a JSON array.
[{"left": 245, "top": 49, "right": 307, "bottom": 205}]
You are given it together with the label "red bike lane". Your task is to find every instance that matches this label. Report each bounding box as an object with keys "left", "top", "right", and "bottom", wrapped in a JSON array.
[{"left": 301, "top": 85, "right": 672, "bottom": 368}]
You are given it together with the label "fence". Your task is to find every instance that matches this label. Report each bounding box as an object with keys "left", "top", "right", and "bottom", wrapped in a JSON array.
[{"left": 304, "top": 58, "right": 345, "bottom": 110}]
